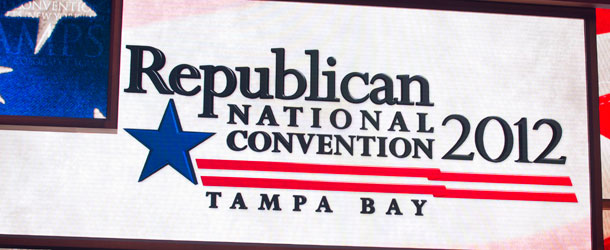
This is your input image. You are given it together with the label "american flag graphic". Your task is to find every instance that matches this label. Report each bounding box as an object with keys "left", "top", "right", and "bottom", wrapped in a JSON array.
[
  {"left": 0, "top": 0, "right": 111, "bottom": 119},
  {"left": 599, "top": 8, "right": 610, "bottom": 199},
  {"left": 596, "top": 8, "right": 610, "bottom": 249}
]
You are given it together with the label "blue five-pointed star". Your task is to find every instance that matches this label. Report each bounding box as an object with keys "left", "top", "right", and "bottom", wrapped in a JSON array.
[{"left": 125, "top": 99, "right": 214, "bottom": 184}]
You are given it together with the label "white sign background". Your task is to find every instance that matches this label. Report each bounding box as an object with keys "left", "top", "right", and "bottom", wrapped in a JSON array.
[{"left": 0, "top": 1, "right": 592, "bottom": 249}]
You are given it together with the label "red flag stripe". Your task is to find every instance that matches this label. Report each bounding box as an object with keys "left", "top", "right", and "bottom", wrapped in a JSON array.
[
  {"left": 200, "top": 176, "right": 577, "bottom": 203},
  {"left": 437, "top": 189, "right": 577, "bottom": 202},
  {"left": 598, "top": 9, "right": 610, "bottom": 35},
  {"left": 202, "top": 176, "right": 443, "bottom": 194},
  {"left": 196, "top": 159, "right": 572, "bottom": 186}
]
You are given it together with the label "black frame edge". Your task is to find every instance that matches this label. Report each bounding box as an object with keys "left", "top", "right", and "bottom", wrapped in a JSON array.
[{"left": 586, "top": 8, "right": 604, "bottom": 250}]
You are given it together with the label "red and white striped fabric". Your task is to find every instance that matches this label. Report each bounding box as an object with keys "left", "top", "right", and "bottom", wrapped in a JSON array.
[{"left": 597, "top": 8, "right": 610, "bottom": 250}]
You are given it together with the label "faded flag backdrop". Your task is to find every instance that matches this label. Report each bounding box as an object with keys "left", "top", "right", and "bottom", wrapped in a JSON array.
[
  {"left": 0, "top": 1, "right": 595, "bottom": 249},
  {"left": 596, "top": 8, "right": 610, "bottom": 249}
]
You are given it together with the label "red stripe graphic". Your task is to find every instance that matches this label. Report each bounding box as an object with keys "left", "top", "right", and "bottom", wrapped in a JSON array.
[
  {"left": 202, "top": 176, "right": 443, "bottom": 194},
  {"left": 201, "top": 176, "right": 578, "bottom": 203},
  {"left": 196, "top": 159, "right": 572, "bottom": 186}
]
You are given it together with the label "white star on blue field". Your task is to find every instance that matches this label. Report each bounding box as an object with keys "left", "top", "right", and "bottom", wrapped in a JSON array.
[
  {"left": 125, "top": 100, "right": 215, "bottom": 185},
  {"left": 0, "top": 66, "right": 12, "bottom": 104},
  {"left": 0, "top": 0, "right": 110, "bottom": 118}
]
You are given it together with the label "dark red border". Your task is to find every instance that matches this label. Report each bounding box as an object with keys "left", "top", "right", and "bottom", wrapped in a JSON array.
[
  {"left": 0, "top": 234, "right": 439, "bottom": 250},
  {"left": 0, "top": 0, "right": 122, "bottom": 129},
  {"left": 0, "top": 0, "right": 601, "bottom": 249},
  {"left": 106, "top": 0, "right": 122, "bottom": 129},
  {"left": 484, "top": 0, "right": 610, "bottom": 8},
  {"left": 585, "top": 8, "right": 603, "bottom": 250}
]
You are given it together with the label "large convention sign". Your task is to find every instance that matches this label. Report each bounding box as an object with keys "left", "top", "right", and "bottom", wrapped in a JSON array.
[{"left": 0, "top": 0, "right": 601, "bottom": 249}]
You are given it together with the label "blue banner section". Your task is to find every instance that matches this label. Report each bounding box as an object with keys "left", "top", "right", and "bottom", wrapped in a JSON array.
[{"left": 0, "top": 0, "right": 111, "bottom": 119}]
